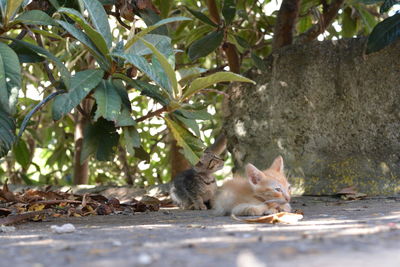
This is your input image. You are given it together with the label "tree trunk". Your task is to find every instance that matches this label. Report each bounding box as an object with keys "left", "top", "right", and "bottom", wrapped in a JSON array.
[
  {"left": 272, "top": 0, "right": 301, "bottom": 51},
  {"left": 73, "top": 106, "right": 89, "bottom": 185},
  {"left": 170, "top": 138, "right": 191, "bottom": 180},
  {"left": 118, "top": 146, "right": 134, "bottom": 185}
]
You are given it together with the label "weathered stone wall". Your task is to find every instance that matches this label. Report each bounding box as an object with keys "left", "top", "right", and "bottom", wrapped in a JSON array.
[{"left": 224, "top": 38, "right": 400, "bottom": 195}]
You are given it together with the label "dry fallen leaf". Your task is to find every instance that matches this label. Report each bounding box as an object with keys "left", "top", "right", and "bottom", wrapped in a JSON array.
[
  {"left": 336, "top": 186, "right": 367, "bottom": 200},
  {"left": 232, "top": 212, "right": 303, "bottom": 224}
]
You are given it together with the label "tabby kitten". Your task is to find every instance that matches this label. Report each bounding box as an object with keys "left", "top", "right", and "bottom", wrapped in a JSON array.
[
  {"left": 170, "top": 151, "right": 224, "bottom": 210},
  {"left": 213, "top": 156, "right": 291, "bottom": 216}
]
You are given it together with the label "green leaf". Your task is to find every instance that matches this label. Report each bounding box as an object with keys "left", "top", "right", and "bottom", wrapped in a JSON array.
[
  {"left": 0, "top": 42, "right": 21, "bottom": 115},
  {"left": 251, "top": 52, "right": 266, "bottom": 70},
  {"left": 81, "top": 0, "right": 113, "bottom": 48},
  {"left": 113, "top": 52, "right": 173, "bottom": 96},
  {"left": 125, "top": 16, "right": 190, "bottom": 50},
  {"left": 31, "top": 28, "right": 62, "bottom": 41},
  {"left": 10, "top": 38, "right": 71, "bottom": 89},
  {"left": 138, "top": 9, "right": 168, "bottom": 36},
  {"left": 164, "top": 115, "right": 204, "bottom": 165},
  {"left": 297, "top": 15, "right": 313, "bottom": 34},
  {"left": 0, "top": 0, "right": 6, "bottom": 20},
  {"left": 174, "top": 113, "right": 200, "bottom": 136},
  {"left": 0, "top": 107, "right": 16, "bottom": 158},
  {"left": 188, "top": 30, "right": 224, "bottom": 61},
  {"left": 94, "top": 80, "right": 122, "bottom": 122},
  {"left": 56, "top": 20, "right": 110, "bottom": 70},
  {"left": 115, "top": 107, "right": 136, "bottom": 127},
  {"left": 123, "top": 126, "right": 141, "bottom": 156},
  {"left": 184, "top": 6, "right": 218, "bottom": 27},
  {"left": 181, "top": 71, "right": 255, "bottom": 100},
  {"left": 342, "top": 7, "right": 358, "bottom": 38},
  {"left": 13, "top": 140, "right": 30, "bottom": 169},
  {"left": 20, "top": 91, "right": 64, "bottom": 138},
  {"left": 57, "top": 8, "right": 110, "bottom": 61},
  {"left": 9, "top": 41, "right": 45, "bottom": 63},
  {"left": 176, "top": 109, "right": 213, "bottom": 120},
  {"left": 356, "top": 4, "right": 378, "bottom": 33},
  {"left": 113, "top": 80, "right": 136, "bottom": 127},
  {"left": 139, "top": 37, "right": 179, "bottom": 96},
  {"left": 14, "top": 10, "right": 56, "bottom": 25},
  {"left": 234, "top": 35, "right": 250, "bottom": 49},
  {"left": 177, "top": 67, "right": 206, "bottom": 83},
  {"left": 52, "top": 69, "right": 104, "bottom": 121},
  {"left": 380, "top": 0, "right": 398, "bottom": 13},
  {"left": 4, "top": 0, "right": 23, "bottom": 24},
  {"left": 81, "top": 117, "right": 119, "bottom": 163},
  {"left": 366, "top": 13, "right": 400, "bottom": 54},
  {"left": 115, "top": 75, "right": 169, "bottom": 106},
  {"left": 158, "top": 0, "right": 173, "bottom": 18},
  {"left": 185, "top": 24, "right": 215, "bottom": 46},
  {"left": 127, "top": 34, "right": 174, "bottom": 66},
  {"left": 222, "top": 0, "right": 236, "bottom": 25},
  {"left": 133, "top": 146, "right": 150, "bottom": 162}
]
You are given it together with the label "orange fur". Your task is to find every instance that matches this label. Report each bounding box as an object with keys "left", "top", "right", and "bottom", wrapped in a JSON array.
[{"left": 213, "top": 156, "right": 291, "bottom": 216}]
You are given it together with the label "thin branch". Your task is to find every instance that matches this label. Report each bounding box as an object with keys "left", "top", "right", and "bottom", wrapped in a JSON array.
[
  {"left": 296, "top": 0, "right": 345, "bottom": 44},
  {"left": 34, "top": 33, "right": 58, "bottom": 88},
  {"left": 106, "top": 10, "right": 131, "bottom": 30},
  {"left": 136, "top": 106, "right": 167, "bottom": 122},
  {"left": 16, "top": 29, "right": 28, "bottom": 40}
]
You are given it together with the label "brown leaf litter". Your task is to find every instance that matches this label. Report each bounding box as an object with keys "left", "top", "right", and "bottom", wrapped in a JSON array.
[{"left": 0, "top": 180, "right": 161, "bottom": 225}]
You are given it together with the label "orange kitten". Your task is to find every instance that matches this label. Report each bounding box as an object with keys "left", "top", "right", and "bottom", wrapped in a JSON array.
[{"left": 213, "top": 156, "right": 291, "bottom": 216}]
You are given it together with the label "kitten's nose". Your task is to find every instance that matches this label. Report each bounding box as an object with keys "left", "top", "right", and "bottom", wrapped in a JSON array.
[{"left": 284, "top": 193, "right": 291, "bottom": 202}]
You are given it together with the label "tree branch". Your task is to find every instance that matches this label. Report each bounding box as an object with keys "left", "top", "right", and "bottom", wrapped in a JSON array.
[
  {"left": 272, "top": 0, "right": 301, "bottom": 51},
  {"left": 296, "top": 0, "right": 345, "bottom": 44},
  {"left": 136, "top": 106, "right": 167, "bottom": 122}
]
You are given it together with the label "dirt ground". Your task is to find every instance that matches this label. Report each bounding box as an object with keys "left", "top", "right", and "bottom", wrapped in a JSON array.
[{"left": 1, "top": 196, "right": 400, "bottom": 267}]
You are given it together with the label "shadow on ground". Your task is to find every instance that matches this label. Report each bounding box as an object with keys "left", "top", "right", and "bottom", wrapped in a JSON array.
[{"left": 1, "top": 196, "right": 400, "bottom": 267}]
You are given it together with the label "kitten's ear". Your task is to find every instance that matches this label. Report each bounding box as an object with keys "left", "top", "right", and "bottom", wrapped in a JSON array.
[
  {"left": 269, "top": 156, "right": 284, "bottom": 173},
  {"left": 246, "top": 163, "right": 263, "bottom": 185}
]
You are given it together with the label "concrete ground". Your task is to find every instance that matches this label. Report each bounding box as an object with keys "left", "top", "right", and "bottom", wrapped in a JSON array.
[{"left": 1, "top": 196, "right": 400, "bottom": 267}]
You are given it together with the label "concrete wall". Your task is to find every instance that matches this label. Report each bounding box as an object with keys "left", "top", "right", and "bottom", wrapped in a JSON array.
[{"left": 224, "top": 38, "right": 400, "bottom": 195}]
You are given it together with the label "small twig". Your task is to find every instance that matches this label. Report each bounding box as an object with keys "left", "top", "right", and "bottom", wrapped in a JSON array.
[
  {"left": 76, "top": 105, "right": 88, "bottom": 117},
  {"left": 16, "top": 29, "right": 28, "bottom": 40},
  {"left": 106, "top": 10, "right": 131, "bottom": 30},
  {"left": 34, "top": 33, "right": 58, "bottom": 88},
  {"left": 136, "top": 106, "right": 167, "bottom": 122}
]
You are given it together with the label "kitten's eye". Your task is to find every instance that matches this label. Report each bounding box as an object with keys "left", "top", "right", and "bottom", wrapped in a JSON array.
[
  {"left": 288, "top": 184, "right": 292, "bottom": 191},
  {"left": 275, "top": 187, "right": 282, "bottom": 192}
]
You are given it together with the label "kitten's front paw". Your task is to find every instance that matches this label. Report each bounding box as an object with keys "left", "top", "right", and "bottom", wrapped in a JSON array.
[
  {"left": 192, "top": 202, "right": 207, "bottom": 210},
  {"left": 262, "top": 207, "right": 280, "bottom": 215},
  {"left": 245, "top": 206, "right": 266, "bottom": 216},
  {"left": 199, "top": 203, "right": 207, "bottom": 210},
  {"left": 278, "top": 203, "right": 291, "bottom": 212}
]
